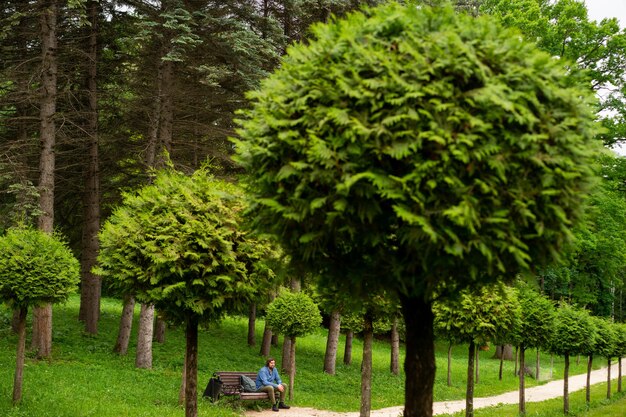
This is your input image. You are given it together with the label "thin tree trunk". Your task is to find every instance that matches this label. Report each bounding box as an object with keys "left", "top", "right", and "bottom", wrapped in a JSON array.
[
  {"left": 155, "top": 315, "right": 166, "bottom": 344},
  {"left": 475, "top": 347, "right": 479, "bottom": 384},
  {"left": 271, "top": 333, "right": 279, "bottom": 347},
  {"left": 514, "top": 346, "right": 519, "bottom": 376},
  {"left": 607, "top": 358, "right": 612, "bottom": 399},
  {"left": 282, "top": 335, "right": 291, "bottom": 374},
  {"left": 564, "top": 353, "right": 570, "bottom": 415},
  {"left": 34, "top": 0, "right": 58, "bottom": 359},
  {"left": 114, "top": 295, "right": 135, "bottom": 354},
  {"left": 260, "top": 322, "right": 272, "bottom": 356},
  {"left": 11, "top": 309, "right": 20, "bottom": 334},
  {"left": 390, "top": 316, "right": 400, "bottom": 375},
  {"left": 518, "top": 346, "right": 526, "bottom": 416},
  {"left": 79, "top": 0, "right": 101, "bottom": 336},
  {"left": 324, "top": 309, "right": 341, "bottom": 374},
  {"left": 288, "top": 336, "right": 296, "bottom": 402},
  {"left": 535, "top": 349, "right": 540, "bottom": 381},
  {"left": 466, "top": 341, "right": 475, "bottom": 417},
  {"left": 360, "top": 313, "right": 373, "bottom": 417},
  {"left": 135, "top": 303, "right": 154, "bottom": 369},
  {"left": 447, "top": 343, "right": 453, "bottom": 386},
  {"left": 401, "top": 295, "right": 435, "bottom": 417},
  {"left": 586, "top": 354, "right": 592, "bottom": 404},
  {"left": 344, "top": 330, "right": 353, "bottom": 365},
  {"left": 498, "top": 345, "right": 504, "bottom": 381},
  {"left": 185, "top": 316, "right": 198, "bottom": 417},
  {"left": 619, "top": 357, "right": 622, "bottom": 393},
  {"left": 12, "top": 307, "right": 27, "bottom": 405},
  {"left": 248, "top": 303, "right": 256, "bottom": 347}
]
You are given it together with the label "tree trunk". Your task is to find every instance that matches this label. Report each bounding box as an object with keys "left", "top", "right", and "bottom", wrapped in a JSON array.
[
  {"left": 282, "top": 335, "right": 291, "bottom": 374},
  {"left": 493, "top": 344, "right": 514, "bottom": 361},
  {"left": 185, "top": 316, "right": 199, "bottom": 417},
  {"left": 564, "top": 353, "right": 570, "bottom": 415},
  {"left": 618, "top": 357, "right": 622, "bottom": 393},
  {"left": 344, "top": 330, "right": 354, "bottom": 365},
  {"left": 248, "top": 303, "right": 256, "bottom": 347},
  {"left": 271, "top": 332, "right": 279, "bottom": 347},
  {"left": 135, "top": 303, "right": 154, "bottom": 369},
  {"left": 155, "top": 315, "right": 166, "bottom": 344},
  {"left": 324, "top": 309, "right": 341, "bottom": 374},
  {"left": 390, "top": 316, "right": 400, "bottom": 375},
  {"left": 535, "top": 349, "right": 540, "bottom": 381},
  {"left": 114, "top": 295, "right": 135, "bottom": 355},
  {"left": 514, "top": 346, "right": 519, "bottom": 376},
  {"left": 447, "top": 343, "right": 453, "bottom": 386},
  {"left": 11, "top": 309, "right": 21, "bottom": 334},
  {"left": 12, "top": 306, "right": 27, "bottom": 405},
  {"left": 586, "top": 354, "right": 592, "bottom": 404},
  {"left": 466, "top": 341, "right": 476, "bottom": 417},
  {"left": 79, "top": 0, "right": 101, "bottom": 336},
  {"left": 518, "top": 346, "right": 526, "bottom": 416},
  {"left": 475, "top": 347, "right": 479, "bottom": 385},
  {"left": 260, "top": 321, "right": 272, "bottom": 356},
  {"left": 34, "top": 0, "right": 58, "bottom": 360},
  {"left": 360, "top": 312, "right": 373, "bottom": 417},
  {"left": 401, "top": 295, "right": 435, "bottom": 417},
  {"left": 288, "top": 336, "right": 296, "bottom": 402},
  {"left": 607, "top": 358, "right": 612, "bottom": 399},
  {"left": 498, "top": 345, "right": 504, "bottom": 381}
]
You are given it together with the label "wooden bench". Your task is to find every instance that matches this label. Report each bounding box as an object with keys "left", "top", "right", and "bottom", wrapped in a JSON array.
[{"left": 204, "top": 371, "right": 271, "bottom": 402}]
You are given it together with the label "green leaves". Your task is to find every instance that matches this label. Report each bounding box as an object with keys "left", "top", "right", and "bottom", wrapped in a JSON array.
[
  {"left": 0, "top": 228, "right": 79, "bottom": 308},
  {"left": 265, "top": 290, "right": 322, "bottom": 338}
]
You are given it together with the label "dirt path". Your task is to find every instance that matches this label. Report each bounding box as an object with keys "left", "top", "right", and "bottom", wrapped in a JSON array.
[{"left": 244, "top": 363, "right": 621, "bottom": 417}]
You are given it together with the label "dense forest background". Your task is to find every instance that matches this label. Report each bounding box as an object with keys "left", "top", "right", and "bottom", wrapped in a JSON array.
[{"left": 2, "top": 0, "right": 626, "bottom": 340}]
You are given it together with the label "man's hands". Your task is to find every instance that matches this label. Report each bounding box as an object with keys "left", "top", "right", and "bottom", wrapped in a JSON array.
[{"left": 277, "top": 384, "right": 285, "bottom": 392}]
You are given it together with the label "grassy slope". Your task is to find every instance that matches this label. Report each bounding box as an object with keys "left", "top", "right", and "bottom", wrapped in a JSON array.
[{"left": 0, "top": 295, "right": 623, "bottom": 416}]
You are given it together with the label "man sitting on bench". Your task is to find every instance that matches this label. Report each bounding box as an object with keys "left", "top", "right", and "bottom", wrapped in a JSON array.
[{"left": 256, "top": 358, "right": 290, "bottom": 412}]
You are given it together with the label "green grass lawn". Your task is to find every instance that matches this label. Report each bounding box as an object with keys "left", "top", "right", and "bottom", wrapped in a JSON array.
[{"left": 0, "top": 295, "right": 623, "bottom": 416}]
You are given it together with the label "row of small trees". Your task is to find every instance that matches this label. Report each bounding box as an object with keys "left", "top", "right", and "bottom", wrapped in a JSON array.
[{"left": 433, "top": 281, "right": 626, "bottom": 416}]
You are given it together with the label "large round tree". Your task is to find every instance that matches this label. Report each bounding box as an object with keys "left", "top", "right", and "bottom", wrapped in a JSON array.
[
  {"left": 96, "top": 168, "right": 258, "bottom": 417},
  {"left": 233, "top": 3, "right": 601, "bottom": 416},
  {"left": 0, "top": 228, "right": 79, "bottom": 405}
]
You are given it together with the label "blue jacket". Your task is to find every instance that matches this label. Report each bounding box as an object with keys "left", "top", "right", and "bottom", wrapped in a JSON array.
[{"left": 256, "top": 366, "right": 282, "bottom": 390}]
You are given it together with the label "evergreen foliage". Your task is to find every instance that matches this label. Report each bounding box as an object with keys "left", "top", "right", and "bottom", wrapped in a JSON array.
[
  {"left": 513, "top": 282, "right": 555, "bottom": 350},
  {"left": 265, "top": 290, "right": 321, "bottom": 338},
  {"left": 0, "top": 228, "right": 80, "bottom": 307},
  {"left": 551, "top": 303, "right": 596, "bottom": 357}
]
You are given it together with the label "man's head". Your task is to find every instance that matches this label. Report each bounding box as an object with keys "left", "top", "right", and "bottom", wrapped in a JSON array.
[{"left": 266, "top": 358, "right": 276, "bottom": 369}]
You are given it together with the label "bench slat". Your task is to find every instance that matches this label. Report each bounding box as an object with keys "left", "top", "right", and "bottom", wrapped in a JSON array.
[{"left": 211, "top": 371, "right": 270, "bottom": 402}]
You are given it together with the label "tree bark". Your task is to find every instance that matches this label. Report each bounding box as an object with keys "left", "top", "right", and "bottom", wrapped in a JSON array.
[
  {"left": 34, "top": 0, "right": 58, "bottom": 360},
  {"left": 518, "top": 346, "right": 526, "bottom": 416},
  {"left": 155, "top": 315, "right": 166, "bottom": 344},
  {"left": 447, "top": 343, "right": 453, "bottom": 386},
  {"left": 288, "top": 336, "right": 296, "bottom": 402},
  {"left": 390, "top": 316, "right": 400, "bottom": 375},
  {"left": 514, "top": 346, "right": 519, "bottom": 376},
  {"left": 401, "top": 295, "right": 435, "bottom": 417},
  {"left": 324, "top": 309, "right": 341, "bottom": 375},
  {"left": 79, "top": 0, "right": 101, "bottom": 336},
  {"left": 618, "top": 357, "right": 622, "bottom": 393},
  {"left": 344, "top": 330, "right": 354, "bottom": 365},
  {"left": 493, "top": 344, "right": 514, "bottom": 361},
  {"left": 260, "top": 322, "right": 272, "bottom": 356},
  {"left": 135, "top": 303, "right": 154, "bottom": 369},
  {"left": 12, "top": 307, "right": 27, "bottom": 405},
  {"left": 607, "top": 358, "right": 612, "bottom": 399},
  {"left": 185, "top": 316, "right": 199, "bottom": 417},
  {"left": 282, "top": 335, "right": 291, "bottom": 374},
  {"left": 564, "top": 353, "right": 570, "bottom": 415},
  {"left": 466, "top": 341, "right": 475, "bottom": 417},
  {"left": 114, "top": 295, "right": 135, "bottom": 355},
  {"left": 11, "top": 309, "right": 21, "bottom": 334},
  {"left": 586, "top": 355, "right": 592, "bottom": 404},
  {"left": 360, "top": 312, "right": 373, "bottom": 417},
  {"left": 498, "top": 345, "right": 504, "bottom": 381},
  {"left": 248, "top": 303, "right": 256, "bottom": 347}
]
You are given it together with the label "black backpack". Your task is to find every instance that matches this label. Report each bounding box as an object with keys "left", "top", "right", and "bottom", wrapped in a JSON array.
[{"left": 202, "top": 376, "right": 223, "bottom": 402}]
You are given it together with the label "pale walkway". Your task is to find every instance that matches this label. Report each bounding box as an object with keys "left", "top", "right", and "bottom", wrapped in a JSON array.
[{"left": 244, "top": 362, "right": 622, "bottom": 417}]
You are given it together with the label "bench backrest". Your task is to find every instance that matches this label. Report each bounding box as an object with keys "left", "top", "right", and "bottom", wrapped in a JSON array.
[{"left": 215, "top": 371, "right": 257, "bottom": 387}]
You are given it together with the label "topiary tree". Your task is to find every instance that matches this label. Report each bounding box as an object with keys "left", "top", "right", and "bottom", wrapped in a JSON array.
[
  {"left": 593, "top": 317, "right": 618, "bottom": 399},
  {"left": 233, "top": 3, "right": 601, "bottom": 415},
  {"left": 95, "top": 168, "right": 258, "bottom": 417},
  {"left": 265, "top": 289, "right": 321, "bottom": 401},
  {"left": 433, "top": 283, "right": 520, "bottom": 417},
  {"left": 0, "top": 227, "right": 79, "bottom": 405},
  {"left": 551, "top": 303, "right": 596, "bottom": 415},
  {"left": 512, "top": 281, "right": 555, "bottom": 414}
]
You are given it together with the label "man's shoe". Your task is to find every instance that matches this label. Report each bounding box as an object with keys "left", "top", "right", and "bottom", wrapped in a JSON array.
[
  {"left": 279, "top": 402, "right": 290, "bottom": 409},
  {"left": 272, "top": 404, "right": 279, "bottom": 412}
]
